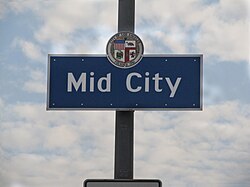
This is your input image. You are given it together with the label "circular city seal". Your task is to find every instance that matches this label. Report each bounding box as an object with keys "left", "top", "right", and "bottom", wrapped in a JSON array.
[{"left": 106, "top": 32, "right": 144, "bottom": 68}]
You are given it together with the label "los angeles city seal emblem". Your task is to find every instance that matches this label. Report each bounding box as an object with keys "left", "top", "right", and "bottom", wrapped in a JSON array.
[{"left": 106, "top": 32, "right": 144, "bottom": 68}]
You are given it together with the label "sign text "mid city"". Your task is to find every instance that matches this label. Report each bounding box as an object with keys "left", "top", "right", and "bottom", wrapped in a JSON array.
[{"left": 67, "top": 72, "right": 182, "bottom": 98}]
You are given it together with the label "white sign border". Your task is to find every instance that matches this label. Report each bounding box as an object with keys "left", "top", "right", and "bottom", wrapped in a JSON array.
[{"left": 47, "top": 54, "right": 203, "bottom": 111}]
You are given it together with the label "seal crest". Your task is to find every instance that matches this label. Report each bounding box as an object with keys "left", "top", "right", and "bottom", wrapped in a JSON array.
[{"left": 106, "top": 32, "right": 144, "bottom": 68}]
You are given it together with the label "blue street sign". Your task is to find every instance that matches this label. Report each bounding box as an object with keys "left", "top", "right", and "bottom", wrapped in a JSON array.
[{"left": 47, "top": 54, "right": 202, "bottom": 110}]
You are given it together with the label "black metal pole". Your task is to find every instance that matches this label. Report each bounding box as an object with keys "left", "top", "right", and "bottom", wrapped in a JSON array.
[
  {"left": 114, "top": 111, "right": 134, "bottom": 179},
  {"left": 114, "top": 0, "right": 135, "bottom": 180},
  {"left": 118, "top": 0, "right": 135, "bottom": 33}
]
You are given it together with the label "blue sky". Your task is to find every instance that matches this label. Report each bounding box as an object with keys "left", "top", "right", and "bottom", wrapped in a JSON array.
[{"left": 0, "top": 0, "right": 250, "bottom": 187}]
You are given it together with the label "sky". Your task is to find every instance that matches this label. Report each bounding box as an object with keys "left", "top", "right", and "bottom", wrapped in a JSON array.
[{"left": 0, "top": 0, "right": 250, "bottom": 187}]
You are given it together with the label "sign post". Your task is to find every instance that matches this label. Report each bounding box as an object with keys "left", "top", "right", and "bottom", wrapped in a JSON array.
[{"left": 115, "top": 0, "right": 135, "bottom": 180}]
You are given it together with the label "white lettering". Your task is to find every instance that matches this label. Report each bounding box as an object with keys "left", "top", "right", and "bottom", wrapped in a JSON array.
[
  {"left": 126, "top": 72, "right": 181, "bottom": 97},
  {"left": 145, "top": 72, "right": 150, "bottom": 92},
  {"left": 67, "top": 72, "right": 181, "bottom": 97},
  {"left": 165, "top": 77, "right": 182, "bottom": 97},
  {"left": 67, "top": 73, "right": 86, "bottom": 92},
  {"left": 90, "top": 72, "right": 95, "bottom": 92},
  {"left": 97, "top": 73, "right": 111, "bottom": 92},
  {"left": 152, "top": 73, "right": 163, "bottom": 92},
  {"left": 126, "top": 72, "right": 142, "bottom": 92},
  {"left": 67, "top": 72, "right": 111, "bottom": 92}
]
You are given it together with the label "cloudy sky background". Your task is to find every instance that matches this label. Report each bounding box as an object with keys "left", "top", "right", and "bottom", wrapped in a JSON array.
[{"left": 0, "top": 0, "right": 250, "bottom": 187}]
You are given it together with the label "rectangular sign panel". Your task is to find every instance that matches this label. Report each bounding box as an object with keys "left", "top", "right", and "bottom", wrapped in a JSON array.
[
  {"left": 47, "top": 54, "right": 202, "bottom": 110},
  {"left": 84, "top": 179, "right": 162, "bottom": 187}
]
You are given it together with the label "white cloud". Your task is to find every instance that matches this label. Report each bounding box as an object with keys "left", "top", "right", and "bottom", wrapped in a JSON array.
[
  {"left": 137, "top": 0, "right": 249, "bottom": 62},
  {"left": 34, "top": 0, "right": 117, "bottom": 45},
  {"left": 1, "top": 101, "right": 250, "bottom": 187},
  {"left": 0, "top": 103, "right": 114, "bottom": 187},
  {"left": 5, "top": 0, "right": 48, "bottom": 14},
  {"left": 3, "top": 0, "right": 249, "bottom": 61},
  {"left": 0, "top": 97, "right": 4, "bottom": 108},
  {"left": 23, "top": 81, "right": 45, "bottom": 94},
  {"left": 4, "top": 0, "right": 116, "bottom": 55},
  {"left": 13, "top": 38, "right": 44, "bottom": 62},
  {"left": 5, "top": 0, "right": 249, "bottom": 61},
  {"left": 0, "top": 1, "right": 7, "bottom": 19},
  {"left": 1, "top": 127, "right": 40, "bottom": 151},
  {"left": 196, "top": 14, "right": 249, "bottom": 62},
  {"left": 23, "top": 69, "right": 46, "bottom": 94},
  {"left": 154, "top": 29, "right": 187, "bottom": 53},
  {"left": 134, "top": 101, "right": 250, "bottom": 186},
  {"left": 44, "top": 125, "right": 78, "bottom": 149},
  {"left": 10, "top": 184, "right": 27, "bottom": 187}
]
